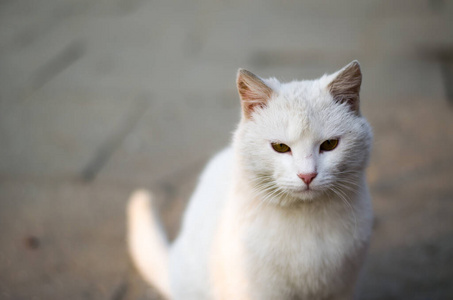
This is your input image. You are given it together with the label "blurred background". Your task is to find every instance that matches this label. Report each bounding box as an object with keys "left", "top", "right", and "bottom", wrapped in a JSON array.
[{"left": 0, "top": 0, "right": 452, "bottom": 299}]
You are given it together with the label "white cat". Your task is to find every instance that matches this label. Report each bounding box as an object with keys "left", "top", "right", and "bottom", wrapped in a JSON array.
[{"left": 128, "top": 61, "right": 373, "bottom": 300}]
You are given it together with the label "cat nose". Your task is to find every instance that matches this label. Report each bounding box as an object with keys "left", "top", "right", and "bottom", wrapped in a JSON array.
[{"left": 298, "top": 173, "right": 318, "bottom": 185}]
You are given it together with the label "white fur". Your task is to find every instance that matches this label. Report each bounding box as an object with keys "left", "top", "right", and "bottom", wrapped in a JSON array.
[
  {"left": 128, "top": 63, "right": 373, "bottom": 300},
  {"left": 127, "top": 190, "right": 171, "bottom": 298}
]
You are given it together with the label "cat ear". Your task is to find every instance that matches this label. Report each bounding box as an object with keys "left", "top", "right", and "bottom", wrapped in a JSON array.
[
  {"left": 327, "top": 60, "right": 362, "bottom": 114},
  {"left": 237, "top": 69, "right": 274, "bottom": 120}
]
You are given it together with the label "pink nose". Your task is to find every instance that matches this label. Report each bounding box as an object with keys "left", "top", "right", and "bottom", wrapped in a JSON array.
[{"left": 298, "top": 173, "right": 318, "bottom": 185}]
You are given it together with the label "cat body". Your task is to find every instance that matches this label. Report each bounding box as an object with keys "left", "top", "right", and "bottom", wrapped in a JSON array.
[{"left": 128, "top": 61, "right": 373, "bottom": 300}]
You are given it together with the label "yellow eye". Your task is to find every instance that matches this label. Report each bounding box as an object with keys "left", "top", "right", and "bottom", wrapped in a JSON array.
[
  {"left": 271, "top": 143, "right": 291, "bottom": 153},
  {"left": 320, "top": 139, "right": 339, "bottom": 152}
]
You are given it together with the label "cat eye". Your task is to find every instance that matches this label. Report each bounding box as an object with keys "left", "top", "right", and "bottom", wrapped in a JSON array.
[
  {"left": 271, "top": 143, "right": 291, "bottom": 153},
  {"left": 320, "top": 139, "right": 339, "bottom": 152}
]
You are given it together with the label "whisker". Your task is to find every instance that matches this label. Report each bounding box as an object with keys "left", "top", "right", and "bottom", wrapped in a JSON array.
[{"left": 330, "top": 187, "right": 358, "bottom": 238}]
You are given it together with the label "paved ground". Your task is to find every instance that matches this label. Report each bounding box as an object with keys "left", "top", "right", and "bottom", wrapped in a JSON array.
[{"left": 1, "top": 0, "right": 453, "bottom": 299}]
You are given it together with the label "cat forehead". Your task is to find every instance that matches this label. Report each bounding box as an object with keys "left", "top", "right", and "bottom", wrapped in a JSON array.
[
  {"left": 254, "top": 79, "right": 351, "bottom": 139},
  {"left": 266, "top": 79, "right": 334, "bottom": 118},
  {"left": 277, "top": 78, "right": 329, "bottom": 102}
]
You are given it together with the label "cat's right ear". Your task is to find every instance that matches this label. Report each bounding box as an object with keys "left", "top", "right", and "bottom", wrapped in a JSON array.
[{"left": 237, "top": 69, "right": 274, "bottom": 120}]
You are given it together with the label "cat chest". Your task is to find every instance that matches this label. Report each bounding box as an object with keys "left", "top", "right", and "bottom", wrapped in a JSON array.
[{"left": 244, "top": 212, "right": 358, "bottom": 287}]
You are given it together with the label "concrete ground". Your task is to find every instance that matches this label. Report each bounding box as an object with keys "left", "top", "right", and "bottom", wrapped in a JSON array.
[{"left": 1, "top": 0, "right": 452, "bottom": 299}]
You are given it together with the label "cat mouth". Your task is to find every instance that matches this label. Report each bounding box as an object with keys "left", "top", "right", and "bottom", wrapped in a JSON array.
[
  {"left": 289, "top": 187, "right": 319, "bottom": 199},
  {"left": 295, "top": 185, "right": 315, "bottom": 192}
]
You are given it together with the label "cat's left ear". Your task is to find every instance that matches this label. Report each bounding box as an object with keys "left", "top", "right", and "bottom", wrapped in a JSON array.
[
  {"left": 328, "top": 60, "right": 362, "bottom": 115},
  {"left": 237, "top": 69, "right": 274, "bottom": 120}
]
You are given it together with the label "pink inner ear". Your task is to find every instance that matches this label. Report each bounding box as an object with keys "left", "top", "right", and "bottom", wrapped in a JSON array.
[
  {"left": 241, "top": 90, "right": 269, "bottom": 118},
  {"left": 328, "top": 62, "right": 362, "bottom": 114},
  {"left": 237, "top": 69, "right": 274, "bottom": 119},
  {"left": 246, "top": 102, "right": 265, "bottom": 113},
  {"left": 333, "top": 94, "right": 359, "bottom": 112}
]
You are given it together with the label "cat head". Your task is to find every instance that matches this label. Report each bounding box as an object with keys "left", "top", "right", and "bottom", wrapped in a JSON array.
[{"left": 234, "top": 61, "right": 372, "bottom": 205}]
